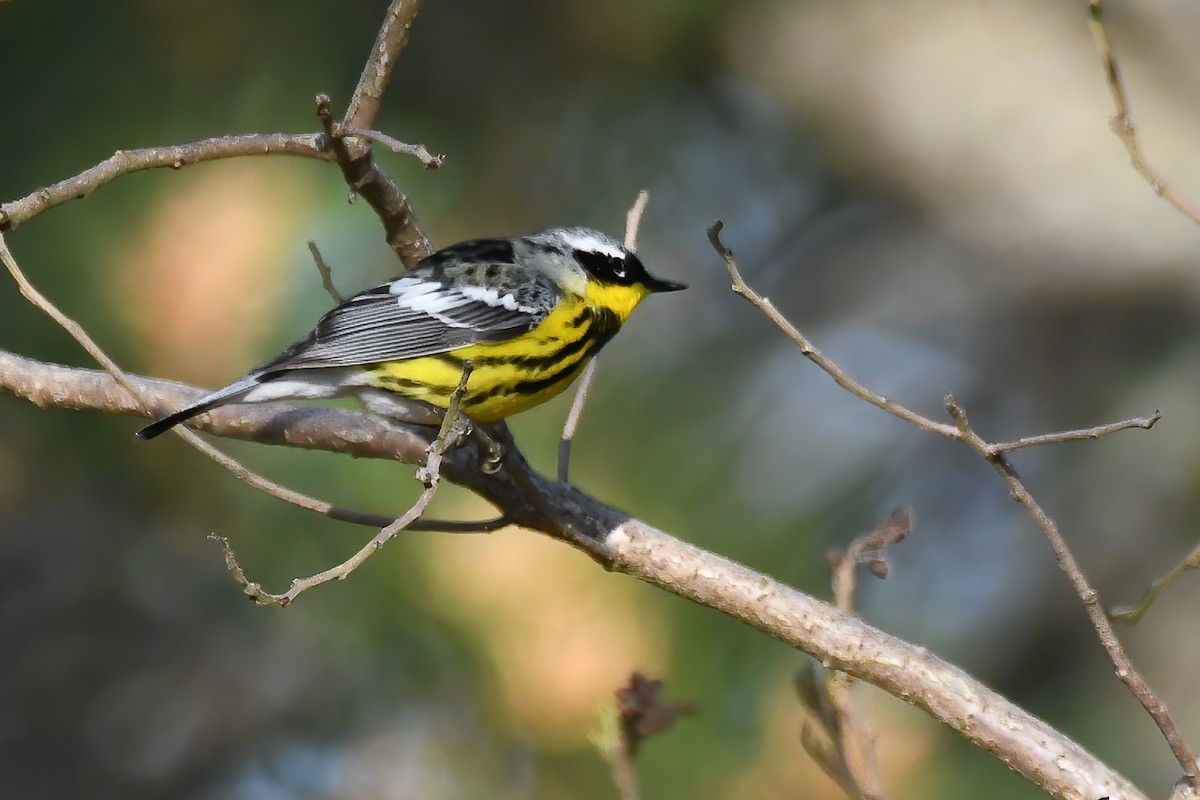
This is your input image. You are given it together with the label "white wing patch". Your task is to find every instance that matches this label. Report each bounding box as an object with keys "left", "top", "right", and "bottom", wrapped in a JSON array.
[
  {"left": 390, "top": 278, "right": 473, "bottom": 326},
  {"left": 458, "top": 284, "right": 542, "bottom": 314},
  {"left": 387, "top": 277, "right": 541, "bottom": 329}
]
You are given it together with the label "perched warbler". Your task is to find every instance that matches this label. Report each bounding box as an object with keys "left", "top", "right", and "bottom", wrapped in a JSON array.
[{"left": 136, "top": 227, "right": 686, "bottom": 440}]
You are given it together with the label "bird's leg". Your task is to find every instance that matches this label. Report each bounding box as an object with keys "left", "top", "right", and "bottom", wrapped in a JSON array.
[{"left": 470, "top": 421, "right": 505, "bottom": 474}]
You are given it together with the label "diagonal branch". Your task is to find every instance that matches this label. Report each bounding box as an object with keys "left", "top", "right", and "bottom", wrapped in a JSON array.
[
  {"left": 343, "top": 0, "right": 424, "bottom": 137},
  {"left": 709, "top": 221, "right": 961, "bottom": 439}
]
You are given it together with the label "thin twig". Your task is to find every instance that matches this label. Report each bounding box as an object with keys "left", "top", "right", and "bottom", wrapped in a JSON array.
[
  {"left": 624, "top": 190, "right": 650, "bottom": 251},
  {"left": 215, "top": 362, "right": 473, "bottom": 607},
  {"left": 1111, "top": 538, "right": 1200, "bottom": 624},
  {"left": 557, "top": 361, "right": 598, "bottom": 483},
  {"left": 817, "top": 510, "right": 910, "bottom": 800},
  {"left": 340, "top": 125, "right": 444, "bottom": 170},
  {"left": 407, "top": 515, "right": 511, "bottom": 533},
  {"left": 945, "top": 396, "right": 1198, "bottom": 786},
  {"left": 708, "top": 221, "right": 961, "bottom": 439},
  {"left": 991, "top": 411, "right": 1161, "bottom": 454},
  {"left": 0, "top": 133, "right": 330, "bottom": 232},
  {"left": 307, "top": 241, "right": 346, "bottom": 304},
  {"left": 0, "top": 232, "right": 402, "bottom": 530},
  {"left": 1088, "top": 0, "right": 1200, "bottom": 226},
  {"left": 557, "top": 191, "right": 652, "bottom": 483}
]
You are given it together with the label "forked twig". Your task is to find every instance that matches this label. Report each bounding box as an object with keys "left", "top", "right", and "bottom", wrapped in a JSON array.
[
  {"left": 557, "top": 190, "right": 651, "bottom": 483},
  {"left": 216, "top": 362, "right": 474, "bottom": 607},
  {"left": 947, "top": 397, "right": 1197, "bottom": 786},
  {"left": 708, "top": 221, "right": 1198, "bottom": 787}
]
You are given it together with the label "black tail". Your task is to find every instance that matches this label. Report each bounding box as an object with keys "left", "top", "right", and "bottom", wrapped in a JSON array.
[{"left": 136, "top": 376, "right": 260, "bottom": 440}]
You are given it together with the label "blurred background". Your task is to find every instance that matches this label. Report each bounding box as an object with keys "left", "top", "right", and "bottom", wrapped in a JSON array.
[{"left": 3, "top": 0, "right": 1200, "bottom": 798}]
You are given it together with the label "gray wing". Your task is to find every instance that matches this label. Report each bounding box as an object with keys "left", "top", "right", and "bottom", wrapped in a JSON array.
[{"left": 257, "top": 259, "right": 560, "bottom": 374}]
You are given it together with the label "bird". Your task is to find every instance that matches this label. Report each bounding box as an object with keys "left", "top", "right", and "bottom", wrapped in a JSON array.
[{"left": 136, "top": 226, "right": 686, "bottom": 440}]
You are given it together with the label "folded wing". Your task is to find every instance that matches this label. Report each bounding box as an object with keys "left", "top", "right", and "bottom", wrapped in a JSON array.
[{"left": 259, "top": 272, "right": 557, "bottom": 374}]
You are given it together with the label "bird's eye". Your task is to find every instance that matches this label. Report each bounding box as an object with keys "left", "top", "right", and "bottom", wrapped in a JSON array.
[{"left": 574, "top": 249, "right": 629, "bottom": 283}]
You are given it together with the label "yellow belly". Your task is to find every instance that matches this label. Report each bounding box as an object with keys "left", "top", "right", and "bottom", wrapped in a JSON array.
[{"left": 361, "top": 284, "right": 646, "bottom": 421}]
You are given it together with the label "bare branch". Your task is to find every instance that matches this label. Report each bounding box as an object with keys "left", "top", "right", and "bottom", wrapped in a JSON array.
[
  {"left": 343, "top": 0, "right": 424, "bottom": 137},
  {"left": 945, "top": 396, "right": 1198, "bottom": 785},
  {"left": 558, "top": 191, "right": 652, "bottom": 483},
  {"left": 796, "top": 666, "right": 875, "bottom": 800},
  {"left": 0, "top": 134, "right": 329, "bottom": 231},
  {"left": 1088, "top": 0, "right": 1200, "bottom": 226},
  {"left": 557, "top": 360, "right": 598, "bottom": 483},
  {"left": 340, "top": 125, "right": 444, "bottom": 170},
  {"left": 1111, "top": 539, "right": 1200, "bottom": 624},
  {"left": 991, "top": 410, "right": 1161, "bottom": 454},
  {"left": 829, "top": 508, "right": 911, "bottom": 611},
  {"left": 708, "top": 221, "right": 962, "bottom": 439}
]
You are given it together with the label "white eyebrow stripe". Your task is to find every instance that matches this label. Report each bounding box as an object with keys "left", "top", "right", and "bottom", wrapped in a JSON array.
[{"left": 559, "top": 230, "right": 625, "bottom": 259}]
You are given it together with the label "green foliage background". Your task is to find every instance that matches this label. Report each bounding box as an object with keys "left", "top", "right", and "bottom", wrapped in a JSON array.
[{"left": 3, "top": 1, "right": 1200, "bottom": 799}]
